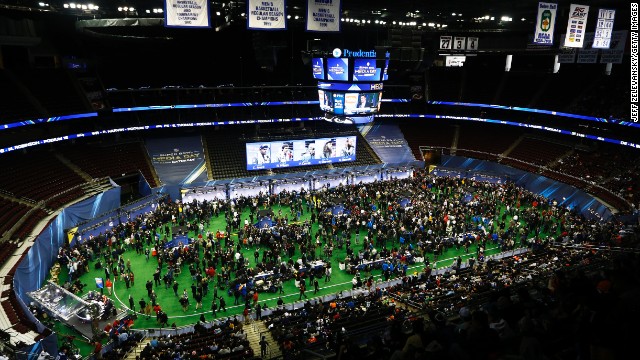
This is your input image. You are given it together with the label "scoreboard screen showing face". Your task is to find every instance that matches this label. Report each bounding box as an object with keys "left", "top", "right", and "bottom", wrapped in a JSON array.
[
  {"left": 246, "top": 136, "right": 357, "bottom": 170},
  {"left": 319, "top": 90, "right": 382, "bottom": 115}
]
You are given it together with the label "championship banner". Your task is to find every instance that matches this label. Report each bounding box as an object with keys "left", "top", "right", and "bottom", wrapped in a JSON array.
[
  {"left": 577, "top": 32, "right": 598, "bottom": 63},
  {"left": 593, "top": 8, "right": 615, "bottom": 49},
  {"left": 164, "top": 0, "right": 211, "bottom": 28},
  {"left": 557, "top": 50, "right": 576, "bottom": 63},
  {"left": 564, "top": 4, "right": 589, "bottom": 48},
  {"left": 533, "top": 2, "right": 557, "bottom": 45},
  {"left": 247, "top": 0, "right": 286, "bottom": 30},
  {"left": 306, "top": 0, "right": 341, "bottom": 32},
  {"left": 600, "top": 30, "right": 628, "bottom": 63},
  {"left": 560, "top": 30, "right": 628, "bottom": 64}
]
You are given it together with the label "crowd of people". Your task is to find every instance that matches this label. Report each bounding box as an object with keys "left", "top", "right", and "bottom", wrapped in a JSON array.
[
  {"left": 135, "top": 316, "right": 252, "bottom": 359},
  {"left": 260, "top": 241, "right": 638, "bottom": 360},
  {"left": 49, "top": 167, "right": 638, "bottom": 359}
]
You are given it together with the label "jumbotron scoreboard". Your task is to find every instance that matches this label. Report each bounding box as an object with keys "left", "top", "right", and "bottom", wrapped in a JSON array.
[{"left": 311, "top": 47, "right": 390, "bottom": 124}]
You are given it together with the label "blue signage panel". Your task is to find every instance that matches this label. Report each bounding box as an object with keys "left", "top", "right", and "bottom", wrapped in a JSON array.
[
  {"left": 353, "top": 58, "right": 381, "bottom": 81},
  {"left": 326, "top": 58, "right": 349, "bottom": 81},
  {"left": 312, "top": 58, "right": 325, "bottom": 80}
]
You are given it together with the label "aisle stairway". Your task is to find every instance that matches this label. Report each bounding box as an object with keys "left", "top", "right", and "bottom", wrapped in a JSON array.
[
  {"left": 55, "top": 153, "right": 94, "bottom": 182},
  {"left": 125, "top": 337, "right": 151, "bottom": 360},
  {"left": 245, "top": 319, "right": 282, "bottom": 359}
]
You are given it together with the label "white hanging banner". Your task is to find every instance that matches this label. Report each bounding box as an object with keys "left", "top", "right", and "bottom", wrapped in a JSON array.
[
  {"left": 533, "top": 2, "right": 557, "bottom": 45},
  {"left": 165, "top": 0, "right": 211, "bottom": 28},
  {"left": 247, "top": 0, "right": 287, "bottom": 30},
  {"left": 563, "top": 4, "right": 590, "bottom": 48},
  {"left": 306, "top": 0, "right": 341, "bottom": 32},
  {"left": 592, "top": 8, "right": 616, "bottom": 49}
]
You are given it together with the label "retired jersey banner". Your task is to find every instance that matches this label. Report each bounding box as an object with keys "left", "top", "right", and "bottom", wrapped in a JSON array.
[
  {"left": 564, "top": 4, "right": 589, "bottom": 48},
  {"left": 533, "top": 2, "right": 557, "bottom": 45},
  {"left": 248, "top": 0, "right": 286, "bottom": 30},
  {"left": 306, "top": 0, "right": 341, "bottom": 32},
  {"left": 592, "top": 9, "right": 615, "bottom": 49},
  {"left": 165, "top": 0, "right": 211, "bottom": 28}
]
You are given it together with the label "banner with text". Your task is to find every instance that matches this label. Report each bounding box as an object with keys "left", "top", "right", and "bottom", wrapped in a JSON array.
[
  {"left": 558, "top": 30, "right": 628, "bottom": 63},
  {"left": 557, "top": 50, "right": 577, "bottom": 63},
  {"left": 533, "top": 2, "right": 557, "bottom": 45},
  {"left": 248, "top": 0, "right": 286, "bottom": 30},
  {"left": 306, "top": 0, "right": 341, "bottom": 32},
  {"left": 564, "top": 4, "right": 589, "bottom": 48},
  {"left": 359, "top": 122, "right": 416, "bottom": 164},
  {"left": 578, "top": 32, "right": 598, "bottom": 63},
  {"left": 145, "top": 135, "right": 209, "bottom": 185},
  {"left": 593, "top": 8, "right": 616, "bottom": 49},
  {"left": 165, "top": 0, "right": 210, "bottom": 28},
  {"left": 599, "top": 30, "right": 627, "bottom": 63}
]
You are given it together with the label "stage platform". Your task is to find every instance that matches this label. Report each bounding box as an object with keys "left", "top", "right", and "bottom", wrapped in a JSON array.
[
  {"left": 65, "top": 304, "right": 128, "bottom": 340},
  {"left": 258, "top": 209, "right": 274, "bottom": 218}
]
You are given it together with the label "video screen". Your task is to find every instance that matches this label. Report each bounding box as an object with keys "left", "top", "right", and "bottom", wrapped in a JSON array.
[
  {"left": 246, "top": 136, "right": 357, "bottom": 170},
  {"left": 326, "top": 58, "right": 349, "bottom": 81},
  {"left": 382, "top": 59, "right": 389, "bottom": 81},
  {"left": 352, "top": 58, "right": 381, "bottom": 81},
  {"left": 319, "top": 90, "right": 382, "bottom": 115},
  {"left": 312, "top": 58, "right": 325, "bottom": 80}
]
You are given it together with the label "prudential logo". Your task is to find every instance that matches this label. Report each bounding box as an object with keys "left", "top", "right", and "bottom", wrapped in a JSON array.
[{"left": 332, "top": 48, "right": 342, "bottom": 58}]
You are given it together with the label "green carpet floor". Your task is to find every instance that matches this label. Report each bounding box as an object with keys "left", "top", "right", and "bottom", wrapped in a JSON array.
[{"left": 53, "top": 187, "right": 558, "bottom": 356}]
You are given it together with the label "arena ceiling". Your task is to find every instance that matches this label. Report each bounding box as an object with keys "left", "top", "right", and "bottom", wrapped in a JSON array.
[{"left": 2, "top": 0, "right": 629, "bottom": 33}]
